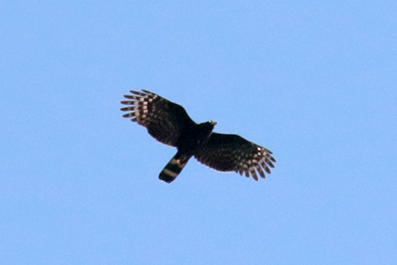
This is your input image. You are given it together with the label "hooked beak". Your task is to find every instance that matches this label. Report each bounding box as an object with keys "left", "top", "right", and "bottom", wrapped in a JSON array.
[{"left": 209, "top": 120, "right": 217, "bottom": 126}]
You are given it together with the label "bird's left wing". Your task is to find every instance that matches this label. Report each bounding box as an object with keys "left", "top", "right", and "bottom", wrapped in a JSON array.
[
  {"left": 121, "top": 90, "right": 196, "bottom": 147},
  {"left": 194, "top": 133, "right": 276, "bottom": 180}
]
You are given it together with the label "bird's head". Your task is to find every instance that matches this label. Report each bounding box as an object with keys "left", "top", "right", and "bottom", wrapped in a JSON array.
[
  {"left": 199, "top": 120, "right": 217, "bottom": 134},
  {"left": 208, "top": 120, "right": 217, "bottom": 126}
]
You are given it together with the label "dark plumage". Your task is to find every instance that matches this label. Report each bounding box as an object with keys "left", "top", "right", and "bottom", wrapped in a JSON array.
[{"left": 121, "top": 90, "right": 276, "bottom": 183}]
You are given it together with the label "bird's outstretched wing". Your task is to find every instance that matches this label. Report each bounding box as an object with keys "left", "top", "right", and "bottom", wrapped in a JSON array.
[
  {"left": 194, "top": 133, "right": 276, "bottom": 180},
  {"left": 121, "top": 90, "right": 196, "bottom": 146}
]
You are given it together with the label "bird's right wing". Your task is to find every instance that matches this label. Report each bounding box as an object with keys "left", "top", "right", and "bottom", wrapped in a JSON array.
[
  {"left": 121, "top": 90, "right": 196, "bottom": 147},
  {"left": 194, "top": 133, "right": 276, "bottom": 180}
]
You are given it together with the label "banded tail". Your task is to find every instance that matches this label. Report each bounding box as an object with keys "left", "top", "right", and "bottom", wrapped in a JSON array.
[{"left": 159, "top": 153, "right": 190, "bottom": 183}]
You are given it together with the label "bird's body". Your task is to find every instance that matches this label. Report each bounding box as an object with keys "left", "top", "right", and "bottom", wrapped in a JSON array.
[
  {"left": 121, "top": 90, "right": 276, "bottom": 183},
  {"left": 159, "top": 121, "right": 216, "bottom": 182}
]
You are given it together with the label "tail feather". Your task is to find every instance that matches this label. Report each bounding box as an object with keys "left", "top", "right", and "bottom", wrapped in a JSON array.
[{"left": 159, "top": 154, "right": 190, "bottom": 183}]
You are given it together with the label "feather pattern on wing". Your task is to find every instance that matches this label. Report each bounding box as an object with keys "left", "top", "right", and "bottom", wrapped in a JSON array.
[
  {"left": 194, "top": 133, "right": 276, "bottom": 180},
  {"left": 121, "top": 90, "right": 196, "bottom": 146}
]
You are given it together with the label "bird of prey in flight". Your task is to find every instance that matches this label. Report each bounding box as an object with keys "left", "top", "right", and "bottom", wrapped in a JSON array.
[{"left": 121, "top": 90, "right": 276, "bottom": 183}]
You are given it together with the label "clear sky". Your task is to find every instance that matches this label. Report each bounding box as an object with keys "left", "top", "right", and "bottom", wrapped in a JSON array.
[{"left": 1, "top": 1, "right": 396, "bottom": 264}]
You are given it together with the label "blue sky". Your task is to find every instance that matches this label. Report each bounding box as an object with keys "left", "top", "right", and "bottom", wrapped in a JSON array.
[{"left": 1, "top": 1, "right": 397, "bottom": 264}]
